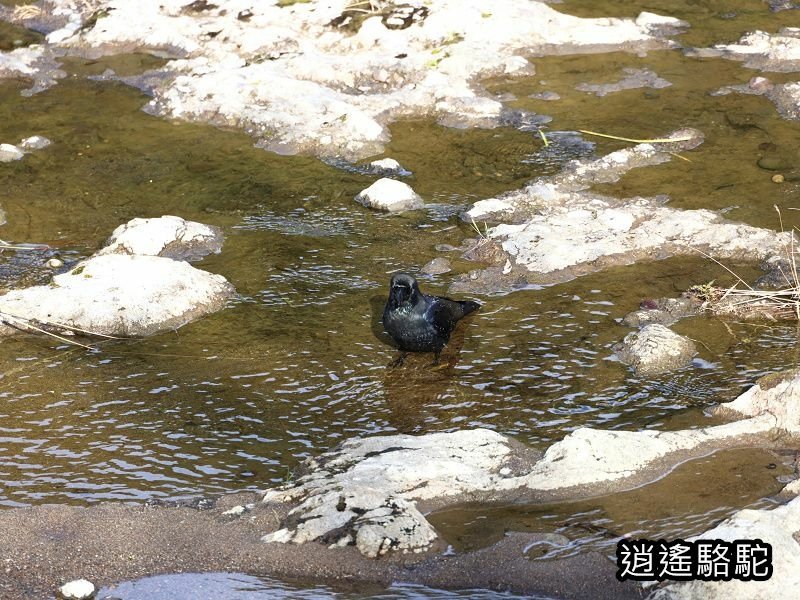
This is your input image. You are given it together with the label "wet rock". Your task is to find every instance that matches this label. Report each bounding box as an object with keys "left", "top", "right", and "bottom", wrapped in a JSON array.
[
  {"left": 455, "top": 129, "right": 797, "bottom": 289},
  {"left": 19, "top": 135, "right": 52, "bottom": 150},
  {"left": 715, "top": 368, "right": 800, "bottom": 435},
  {"left": 98, "top": 215, "right": 224, "bottom": 261},
  {"left": 461, "top": 238, "right": 508, "bottom": 265},
  {"left": 366, "top": 157, "right": 410, "bottom": 176},
  {"left": 24, "top": 0, "right": 684, "bottom": 160},
  {"left": 693, "top": 28, "right": 800, "bottom": 72},
  {"left": 355, "top": 178, "right": 423, "bottom": 212},
  {"left": 58, "top": 578, "right": 95, "bottom": 600},
  {"left": 622, "top": 296, "right": 703, "bottom": 327},
  {"left": 1, "top": 135, "right": 53, "bottom": 162},
  {"left": 261, "top": 391, "right": 786, "bottom": 557},
  {"left": 614, "top": 324, "right": 696, "bottom": 376},
  {"left": 755, "top": 255, "right": 794, "bottom": 289},
  {"left": 757, "top": 156, "right": 788, "bottom": 171},
  {"left": 0, "top": 143, "right": 24, "bottom": 162},
  {"left": 528, "top": 91, "right": 561, "bottom": 101},
  {"left": 448, "top": 265, "right": 532, "bottom": 295},
  {"left": 767, "top": 0, "right": 800, "bottom": 11},
  {"left": 262, "top": 429, "right": 535, "bottom": 556},
  {"left": 419, "top": 257, "right": 452, "bottom": 275},
  {"left": 0, "top": 217, "right": 234, "bottom": 338},
  {"left": 575, "top": 67, "right": 671, "bottom": 97},
  {"left": 0, "top": 45, "right": 66, "bottom": 94},
  {"left": 768, "top": 81, "right": 800, "bottom": 120}
]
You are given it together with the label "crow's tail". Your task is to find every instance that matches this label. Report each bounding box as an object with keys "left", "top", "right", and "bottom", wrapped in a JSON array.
[{"left": 459, "top": 300, "right": 480, "bottom": 317}]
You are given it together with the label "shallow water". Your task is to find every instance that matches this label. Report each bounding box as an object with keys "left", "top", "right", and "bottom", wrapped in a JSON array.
[
  {"left": 99, "top": 573, "right": 543, "bottom": 600},
  {"left": 0, "top": 0, "right": 799, "bottom": 591}
]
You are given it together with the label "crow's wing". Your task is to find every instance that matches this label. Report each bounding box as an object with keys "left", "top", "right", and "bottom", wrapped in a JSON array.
[{"left": 425, "top": 296, "right": 475, "bottom": 340}]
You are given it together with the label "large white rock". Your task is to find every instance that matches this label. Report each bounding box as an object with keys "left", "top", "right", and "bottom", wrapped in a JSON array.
[
  {"left": 0, "top": 216, "right": 233, "bottom": 337},
  {"left": 354, "top": 178, "right": 423, "bottom": 212},
  {"left": 0, "top": 254, "right": 232, "bottom": 337},
  {"left": 261, "top": 372, "right": 792, "bottom": 557},
  {"left": 460, "top": 130, "right": 795, "bottom": 287}
]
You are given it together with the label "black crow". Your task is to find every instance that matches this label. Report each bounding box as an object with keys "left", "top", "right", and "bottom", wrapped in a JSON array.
[{"left": 382, "top": 273, "right": 479, "bottom": 362}]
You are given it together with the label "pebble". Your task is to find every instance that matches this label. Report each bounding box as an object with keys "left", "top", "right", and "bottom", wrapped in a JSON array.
[
  {"left": 59, "top": 578, "right": 95, "bottom": 600},
  {"left": 772, "top": 174, "right": 785, "bottom": 183},
  {"left": 47, "top": 258, "right": 64, "bottom": 268}
]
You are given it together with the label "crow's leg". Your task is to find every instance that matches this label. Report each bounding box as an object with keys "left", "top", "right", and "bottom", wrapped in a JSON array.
[{"left": 388, "top": 351, "right": 408, "bottom": 368}]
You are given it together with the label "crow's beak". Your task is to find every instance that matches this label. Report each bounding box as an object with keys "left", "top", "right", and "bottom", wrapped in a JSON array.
[{"left": 391, "top": 284, "right": 410, "bottom": 307}]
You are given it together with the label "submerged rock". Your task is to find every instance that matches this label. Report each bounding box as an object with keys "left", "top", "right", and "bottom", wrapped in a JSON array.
[
  {"left": 419, "top": 257, "right": 452, "bottom": 275},
  {"left": 0, "top": 216, "right": 234, "bottom": 338},
  {"left": 355, "top": 178, "right": 423, "bottom": 212},
  {"left": 0, "top": 135, "right": 53, "bottom": 162},
  {"left": 576, "top": 67, "right": 671, "bottom": 97},
  {"left": 19, "top": 135, "right": 52, "bottom": 150},
  {"left": 614, "top": 324, "right": 697, "bottom": 376},
  {"left": 622, "top": 296, "right": 702, "bottom": 327},
  {"left": 0, "top": 143, "right": 24, "bottom": 162}
]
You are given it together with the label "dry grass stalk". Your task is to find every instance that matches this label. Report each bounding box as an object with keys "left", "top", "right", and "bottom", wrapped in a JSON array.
[{"left": 691, "top": 207, "right": 800, "bottom": 321}]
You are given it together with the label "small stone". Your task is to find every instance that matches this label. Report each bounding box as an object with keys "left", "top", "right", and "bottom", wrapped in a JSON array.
[
  {"left": 355, "top": 178, "right": 423, "bottom": 212},
  {"left": 58, "top": 578, "right": 95, "bottom": 600},
  {"left": 420, "top": 257, "right": 451, "bottom": 275},
  {"left": 0, "top": 144, "right": 24, "bottom": 162},
  {"left": 758, "top": 156, "right": 788, "bottom": 171},
  {"left": 222, "top": 505, "right": 246, "bottom": 516},
  {"left": 367, "top": 157, "right": 409, "bottom": 175},
  {"left": 772, "top": 174, "right": 785, "bottom": 183},
  {"left": 528, "top": 91, "right": 560, "bottom": 101},
  {"left": 47, "top": 258, "right": 64, "bottom": 268},
  {"left": 19, "top": 135, "right": 52, "bottom": 151}
]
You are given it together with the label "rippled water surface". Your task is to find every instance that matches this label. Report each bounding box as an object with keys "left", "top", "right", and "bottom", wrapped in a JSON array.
[
  {"left": 1, "top": 0, "right": 799, "bottom": 579},
  {"left": 100, "top": 573, "right": 542, "bottom": 600}
]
